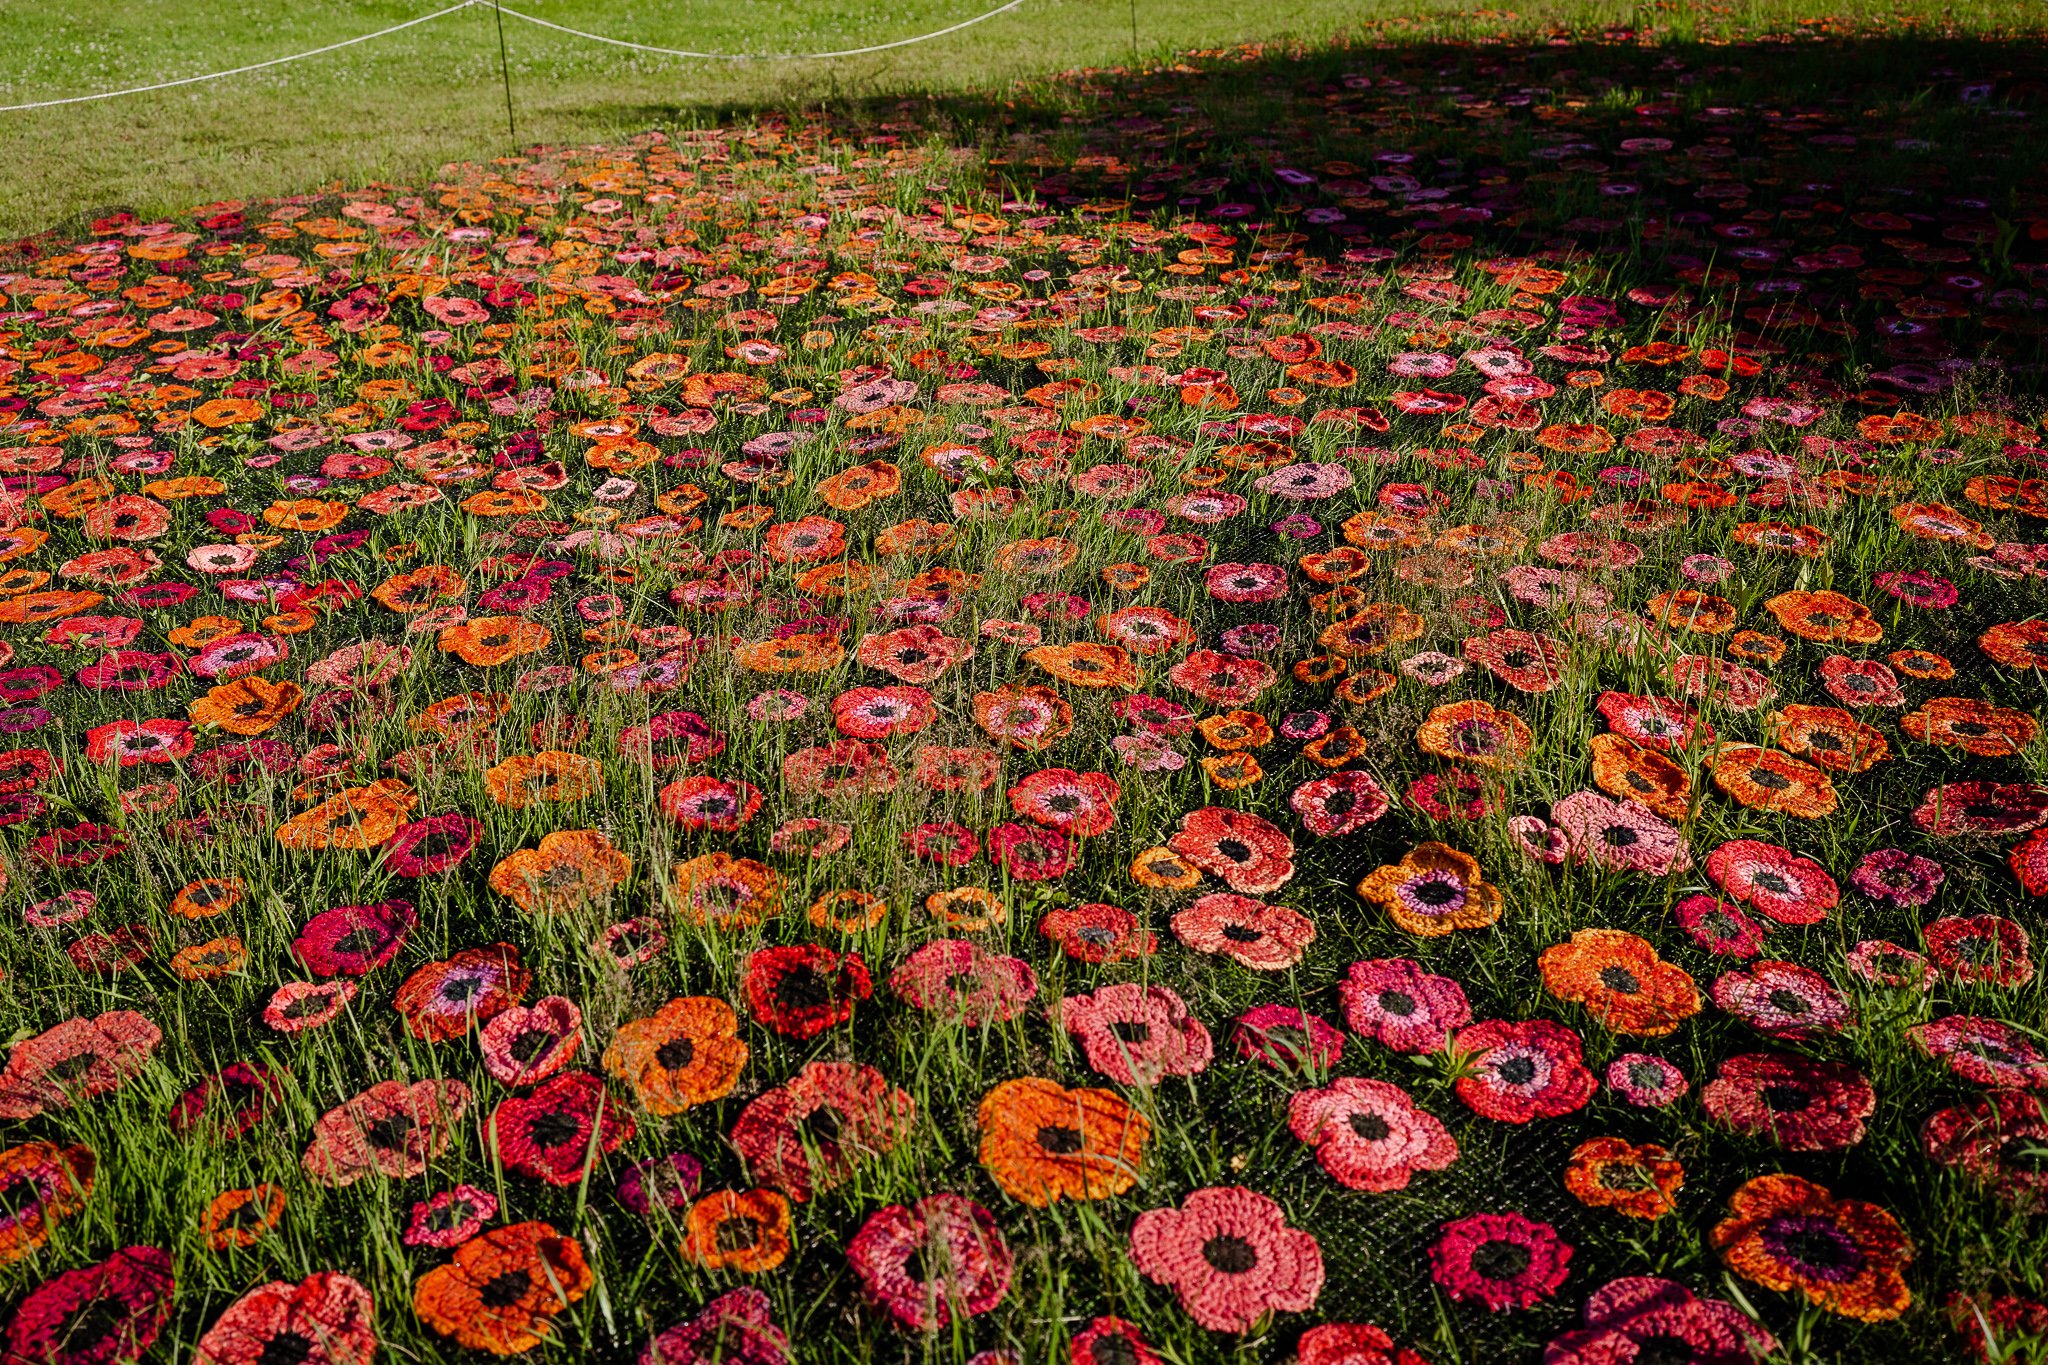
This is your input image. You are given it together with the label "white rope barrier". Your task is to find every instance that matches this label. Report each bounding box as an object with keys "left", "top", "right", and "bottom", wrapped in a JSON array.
[
  {"left": 0, "top": 1, "right": 480, "bottom": 112},
  {"left": 0, "top": 0, "right": 1035, "bottom": 113},
  {"left": 487, "top": 0, "right": 1031, "bottom": 61}
]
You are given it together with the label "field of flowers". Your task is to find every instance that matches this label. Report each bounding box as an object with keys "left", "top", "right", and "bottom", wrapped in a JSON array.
[{"left": 0, "top": 16, "right": 2045, "bottom": 1365}]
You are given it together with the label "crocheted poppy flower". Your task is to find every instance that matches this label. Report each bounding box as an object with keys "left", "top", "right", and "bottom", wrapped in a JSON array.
[
  {"left": 1069, "top": 1318, "right": 1162, "bottom": 1365},
  {"left": 167, "top": 1061, "right": 285, "bottom": 1140},
  {"left": 831, "top": 684, "right": 936, "bottom": 738},
  {"left": 848, "top": 1193, "right": 1012, "bottom": 1331},
  {"left": 1711, "top": 1175, "right": 1911, "bottom": 1321},
  {"left": 302, "top": 1078, "right": 471, "bottom": 1187},
  {"left": 1549, "top": 791, "right": 1692, "bottom": 875},
  {"left": 1845, "top": 939, "right": 1933, "bottom": 990},
  {"left": 729, "top": 1061, "right": 916, "bottom": 1202},
  {"left": 987, "top": 821, "right": 1075, "bottom": 881},
  {"left": 1544, "top": 1276, "right": 1777, "bottom": 1364},
  {"left": 680, "top": 1190, "right": 794, "bottom": 1275},
  {"left": 1538, "top": 928, "right": 1701, "bottom": 1036},
  {"left": 604, "top": 996, "right": 748, "bottom": 1115},
  {"left": 1672, "top": 893, "right": 1768, "bottom": 959},
  {"left": 1848, "top": 848, "right": 1945, "bottom": 906},
  {"left": 262, "top": 981, "right": 357, "bottom": 1034},
  {"left": 743, "top": 944, "right": 871, "bottom": 1040},
  {"left": 1947, "top": 1293, "right": 2048, "bottom": 1365},
  {"left": 1704, "top": 839, "right": 1837, "bottom": 925},
  {"left": 1415, "top": 699, "right": 1533, "bottom": 767},
  {"left": 1562, "top": 1138, "right": 1684, "bottom": 1220},
  {"left": 659, "top": 775, "right": 764, "bottom": 831},
  {"left": 1288, "top": 1076, "right": 1456, "bottom": 1192},
  {"left": 381, "top": 812, "right": 484, "bottom": 877},
  {"left": 1909, "top": 1015, "right": 2048, "bottom": 1088},
  {"left": 1129, "top": 1185, "right": 1324, "bottom": 1332},
  {"left": 1911, "top": 781, "right": 2048, "bottom": 837},
  {"left": 192, "top": 1272, "right": 376, "bottom": 1365},
  {"left": 1595, "top": 690, "right": 1713, "bottom": 753},
  {"left": 1206, "top": 562, "right": 1288, "bottom": 603},
  {"left": 638, "top": 1288, "right": 791, "bottom": 1365},
  {"left": 1171, "top": 893, "right": 1316, "bottom": 970},
  {"left": 1168, "top": 806, "right": 1295, "bottom": 893},
  {"left": 1701, "top": 1052, "right": 1875, "bottom": 1152},
  {"left": 1921, "top": 1090, "right": 2048, "bottom": 1211},
  {"left": 487, "top": 1070, "right": 634, "bottom": 1186},
  {"left": 2016, "top": 827, "right": 2048, "bottom": 898},
  {"left": 1711, "top": 960, "right": 1853, "bottom": 1039},
  {"left": 478, "top": 995, "right": 582, "bottom": 1086},
  {"left": 1463, "top": 627, "right": 1569, "bottom": 693},
  {"left": 617, "top": 1152, "right": 704, "bottom": 1217},
  {"left": 1231, "top": 1005, "right": 1345, "bottom": 1072},
  {"left": 2, "top": 1245, "right": 174, "bottom": 1365},
  {"left": 413, "top": 1221, "right": 592, "bottom": 1353},
  {"left": 1922, "top": 915, "right": 2033, "bottom": 987},
  {"left": 1338, "top": 958, "right": 1472, "bottom": 1054},
  {"left": 1289, "top": 769, "right": 1392, "bottom": 837},
  {"left": 1356, "top": 842, "right": 1502, "bottom": 937},
  {"left": 1008, "top": 767, "right": 1121, "bottom": 836},
  {"left": 1296, "top": 1322, "right": 1434, "bottom": 1365},
  {"left": 976, "top": 1077, "right": 1149, "bottom": 1207},
  {"left": 1060, "top": 983, "right": 1213, "bottom": 1085},
  {"left": 403, "top": 1185, "right": 497, "bottom": 1249},
  {"left": 0, "top": 1141, "right": 94, "bottom": 1266},
  {"left": 973, "top": 684, "right": 1076, "bottom": 750},
  {"left": 1038, "top": 903, "right": 1156, "bottom": 964},
  {"left": 0, "top": 1010, "right": 161, "bottom": 1119},
  {"left": 1428, "top": 1211, "right": 1571, "bottom": 1311},
  {"left": 392, "top": 943, "right": 530, "bottom": 1041},
  {"left": 1168, "top": 649, "right": 1278, "bottom": 706},
  {"left": 1451, "top": 1018, "right": 1597, "bottom": 1123},
  {"left": 889, "top": 940, "right": 1037, "bottom": 1025},
  {"left": 290, "top": 898, "right": 416, "bottom": 978}
]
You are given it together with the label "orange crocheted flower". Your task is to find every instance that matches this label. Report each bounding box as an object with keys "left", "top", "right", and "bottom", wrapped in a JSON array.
[
  {"left": 413, "top": 1221, "right": 592, "bottom": 1353},
  {"left": 976, "top": 1077, "right": 1151, "bottom": 1207},
  {"left": 1563, "top": 1137, "right": 1684, "bottom": 1220},
  {"left": 1712, "top": 1175, "right": 1911, "bottom": 1321},
  {"left": 1356, "top": 843, "right": 1502, "bottom": 937},
  {"left": 1538, "top": 929, "right": 1701, "bottom": 1037},
  {"left": 604, "top": 997, "right": 749, "bottom": 1115}
]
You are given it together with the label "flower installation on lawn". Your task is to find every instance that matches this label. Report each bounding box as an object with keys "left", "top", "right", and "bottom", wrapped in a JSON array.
[{"left": 0, "top": 16, "right": 2045, "bottom": 1365}]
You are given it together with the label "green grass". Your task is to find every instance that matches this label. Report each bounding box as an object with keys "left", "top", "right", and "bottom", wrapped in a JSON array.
[
  {"left": 0, "top": 0, "right": 2044, "bottom": 240},
  {"left": 1, "top": 5, "right": 2047, "bottom": 1365}
]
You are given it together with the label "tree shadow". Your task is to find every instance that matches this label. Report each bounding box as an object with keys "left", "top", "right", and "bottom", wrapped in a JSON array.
[{"left": 588, "top": 27, "right": 2048, "bottom": 401}]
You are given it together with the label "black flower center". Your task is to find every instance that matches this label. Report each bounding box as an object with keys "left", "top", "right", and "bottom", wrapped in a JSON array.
[
  {"left": 480, "top": 1268, "right": 533, "bottom": 1308},
  {"left": 526, "top": 1109, "right": 584, "bottom": 1150},
  {"left": 1201, "top": 1233, "right": 1258, "bottom": 1274},
  {"left": 1469, "top": 1237, "right": 1533, "bottom": 1282},
  {"left": 258, "top": 1331, "right": 315, "bottom": 1365},
  {"left": 1598, "top": 965, "right": 1642, "bottom": 995},
  {"left": 1349, "top": 1111, "right": 1392, "bottom": 1142},
  {"left": 1495, "top": 1055, "right": 1538, "bottom": 1087},
  {"left": 715, "top": 1216, "right": 761, "bottom": 1251},
  {"left": 1035, "top": 1124, "right": 1084, "bottom": 1155}
]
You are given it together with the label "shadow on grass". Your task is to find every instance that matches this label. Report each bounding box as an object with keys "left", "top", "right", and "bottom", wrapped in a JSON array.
[
  {"left": 545, "top": 30, "right": 2048, "bottom": 1362},
  {"left": 6, "top": 23, "right": 2048, "bottom": 1365}
]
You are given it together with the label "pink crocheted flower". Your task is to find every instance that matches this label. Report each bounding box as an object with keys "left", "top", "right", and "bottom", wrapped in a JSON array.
[{"left": 1128, "top": 1185, "right": 1323, "bottom": 1332}]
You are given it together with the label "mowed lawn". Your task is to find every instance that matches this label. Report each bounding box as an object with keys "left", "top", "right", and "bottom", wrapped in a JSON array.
[
  {"left": 3, "top": 0, "right": 1354, "bottom": 239},
  {"left": 0, "top": 0, "right": 2042, "bottom": 240}
]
